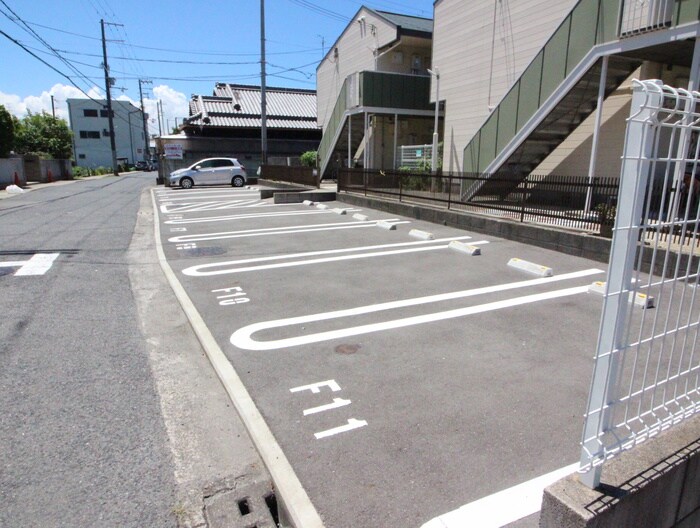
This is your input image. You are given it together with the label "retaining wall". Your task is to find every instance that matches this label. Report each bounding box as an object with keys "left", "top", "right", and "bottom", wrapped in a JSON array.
[
  {"left": 0, "top": 158, "right": 25, "bottom": 188},
  {"left": 541, "top": 415, "right": 700, "bottom": 527}
]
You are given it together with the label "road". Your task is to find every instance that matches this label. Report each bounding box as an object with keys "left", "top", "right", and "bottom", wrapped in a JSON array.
[
  {"left": 0, "top": 175, "right": 266, "bottom": 528},
  {"left": 154, "top": 186, "right": 610, "bottom": 528}
]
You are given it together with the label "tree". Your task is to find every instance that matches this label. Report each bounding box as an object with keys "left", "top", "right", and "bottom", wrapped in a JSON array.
[
  {"left": 15, "top": 111, "right": 73, "bottom": 159},
  {"left": 299, "top": 150, "right": 317, "bottom": 167},
  {"left": 0, "top": 104, "right": 15, "bottom": 157}
]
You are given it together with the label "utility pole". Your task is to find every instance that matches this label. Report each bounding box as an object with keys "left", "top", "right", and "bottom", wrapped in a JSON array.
[
  {"left": 260, "top": 0, "right": 267, "bottom": 166},
  {"left": 138, "top": 79, "right": 152, "bottom": 161},
  {"left": 101, "top": 19, "right": 119, "bottom": 175},
  {"left": 50, "top": 95, "right": 55, "bottom": 118},
  {"left": 157, "top": 99, "right": 163, "bottom": 137}
]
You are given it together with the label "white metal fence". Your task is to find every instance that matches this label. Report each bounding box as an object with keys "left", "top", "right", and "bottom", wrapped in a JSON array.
[
  {"left": 579, "top": 79, "right": 700, "bottom": 487},
  {"left": 396, "top": 144, "right": 433, "bottom": 170},
  {"left": 619, "top": 0, "right": 673, "bottom": 36}
]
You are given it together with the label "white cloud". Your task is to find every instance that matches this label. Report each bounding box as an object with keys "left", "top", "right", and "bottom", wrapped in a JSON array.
[{"left": 0, "top": 83, "right": 189, "bottom": 136}]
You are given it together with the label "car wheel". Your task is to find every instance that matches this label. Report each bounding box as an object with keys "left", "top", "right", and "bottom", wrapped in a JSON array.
[
  {"left": 232, "top": 176, "right": 245, "bottom": 187},
  {"left": 180, "top": 177, "right": 194, "bottom": 189}
]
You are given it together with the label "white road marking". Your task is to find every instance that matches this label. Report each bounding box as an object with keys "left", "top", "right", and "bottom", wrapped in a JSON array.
[
  {"left": 184, "top": 239, "right": 485, "bottom": 276},
  {"left": 168, "top": 221, "right": 408, "bottom": 243},
  {"left": 182, "top": 236, "right": 473, "bottom": 273},
  {"left": 290, "top": 380, "right": 341, "bottom": 393},
  {"left": 158, "top": 192, "right": 262, "bottom": 199},
  {"left": 165, "top": 209, "right": 338, "bottom": 225},
  {"left": 171, "top": 220, "right": 411, "bottom": 244},
  {"left": 160, "top": 199, "right": 266, "bottom": 213},
  {"left": 1, "top": 253, "right": 60, "bottom": 276},
  {"left": 420, "top": 463, "right": 578, "bottom": 528},
  {"left": 230, "top": 269, "right": 604, "bottom": 350},
  {"left": 314, "top": 418, "right": 368, "bottom": 439},
  {"left": 303, "top": 398, "right": 352, "bottom": 416}
]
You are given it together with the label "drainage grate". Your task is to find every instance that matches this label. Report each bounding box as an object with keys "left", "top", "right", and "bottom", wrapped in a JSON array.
[{"left": 203, "top": 470, "right": 280, "bottom": 528}]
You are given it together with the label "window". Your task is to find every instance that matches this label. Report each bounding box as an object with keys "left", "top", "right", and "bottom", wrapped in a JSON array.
[
  {"left": 78, "top": 154, "right": 86, "bottom": 159},
  {"left": 100, "top": 109, "right": 113, "bottom": 118},
  {"left": 79, "top": 130, "right": 101, "bottom": 139},
  {"left": 102, "top": 129, "right": 111, "bottom": 137},
  {"left": 211, "top": 159, "right": 234, "bottom": 167},
  {"left": 83, "top": 109, "right": 98, "bottom": 117}
]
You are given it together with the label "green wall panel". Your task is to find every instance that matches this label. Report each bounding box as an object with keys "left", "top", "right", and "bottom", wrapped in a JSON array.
[
  {"left": 478, "top": 110, "right": 499, "bottom": 173},
  {"left": 464, "top": 133, "right": 479, "bottom": 174},
  {"left": 568, "top": 0, "right": 598, "bottom": 74},
  {"left": 674, "top": 0, "right": 700, "bottom": 25},
  {"left": 540, "top": 18, "right": 571, "bottom": 106},
  {"left": 497, "top": 83, "right": 520, "bottom": 155},
  {"left": 597, "top": 0, "right": 620, "bottom": 43},
  {"left": 359, "top": 72, "right": 431, "bottom": 110},
  {"left": 517, "top": 52, "right": 543, "bottom": 132}
]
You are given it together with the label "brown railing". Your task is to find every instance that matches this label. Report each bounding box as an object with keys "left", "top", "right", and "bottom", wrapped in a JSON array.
[
  {"left": 260, "top": 165, "right": 320, "bottom": 188},
  {"left": 338, "top": 168, "right": 620, "bottom": 234}
]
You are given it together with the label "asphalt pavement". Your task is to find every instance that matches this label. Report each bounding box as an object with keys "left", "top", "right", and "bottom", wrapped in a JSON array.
[
  {"left": 0, "top": 175, "right": 270, "bottom": 528},
  {"left": 153, "top": 185, "right": 611, "bottom": 528}
]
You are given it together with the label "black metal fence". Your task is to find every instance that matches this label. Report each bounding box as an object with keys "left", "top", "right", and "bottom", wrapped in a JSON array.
[{"left": 337, "top": 168, "right": 620, "bottom": 234}]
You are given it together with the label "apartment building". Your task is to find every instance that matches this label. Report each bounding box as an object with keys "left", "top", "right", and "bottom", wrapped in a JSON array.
[
  {"left": 67, "top": 98, "right": 146, "bottom": 169},
  {"left": 316, "top": 7, "right": 437, "bottom": 177}
]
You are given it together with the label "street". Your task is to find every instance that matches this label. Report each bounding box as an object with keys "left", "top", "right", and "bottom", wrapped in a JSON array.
[{"left": 0, "top": 175, "right": 265, "bottom": 527}]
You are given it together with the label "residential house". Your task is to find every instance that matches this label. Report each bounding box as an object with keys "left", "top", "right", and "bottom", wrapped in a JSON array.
[
  {"left": 162, "top": 83, "right": 320, "bottom": 175},
  {"left": 317, "top": 7, "right": 437, "bottom": 178},
  {"left": 67, "top": 98, "right": 146, "bottom": 169}
]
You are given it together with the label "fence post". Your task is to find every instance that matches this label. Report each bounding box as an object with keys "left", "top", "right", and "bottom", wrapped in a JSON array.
[
  {"left": 399, "top": 172, "right": 403, "bottom": 202},
  {"left": 520, "top": 175, "right": 529, "bottom": 223},
  {"left": 447, "top": 174, "right": 452, "bottom": 210},
  {"left": 579, "top": 80, "right": 663, "bottom": 488}
]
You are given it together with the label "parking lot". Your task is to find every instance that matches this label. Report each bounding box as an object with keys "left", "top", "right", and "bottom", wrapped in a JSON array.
[{"left": 153, "top": 186, "right": 609, "bottom": 528}]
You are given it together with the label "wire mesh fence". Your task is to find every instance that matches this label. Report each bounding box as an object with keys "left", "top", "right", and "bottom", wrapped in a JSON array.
[{"left": 579, "top": 79, "right": 700, "bottom": 487}]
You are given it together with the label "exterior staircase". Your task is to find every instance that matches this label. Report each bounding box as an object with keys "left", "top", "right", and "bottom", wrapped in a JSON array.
[{"left": 462, "top": 0, "right": 700, "bottom": 200}]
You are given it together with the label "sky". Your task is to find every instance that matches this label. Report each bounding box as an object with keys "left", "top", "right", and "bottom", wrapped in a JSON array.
[{"left": 0, "top": 0, "right": 435, "bottom": 135}]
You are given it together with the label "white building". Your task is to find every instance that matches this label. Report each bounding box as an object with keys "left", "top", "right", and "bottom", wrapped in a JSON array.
[{"left": 67, "top": 99, "right": 146, "bottom": 169}]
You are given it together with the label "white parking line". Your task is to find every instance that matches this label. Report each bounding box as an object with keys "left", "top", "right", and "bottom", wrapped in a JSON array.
[
  {"left": 164, "top": 209, "right": 339, "bottom": 225},
  {"left": 421, "top": 463, "right": 578, "bottom": 528},
  {"left": 182, "top": 235, "right": 473, "bottom": 269},
  {"left": 230, "top": 269, "right": 603, "bottom": 350},
  {"left": 170, "top": 219, "right": 410, "bottom": 244},
  {"left": 183, "top": 238, "right": 484, "bottom": 276},
  {"left": 160, "top": 199, "right": 268, "bottom": 213}
]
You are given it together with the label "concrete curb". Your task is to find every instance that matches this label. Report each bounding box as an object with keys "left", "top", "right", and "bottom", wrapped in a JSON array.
[{"left": 150, "top": 190, "right": 325, "bottom": 528}]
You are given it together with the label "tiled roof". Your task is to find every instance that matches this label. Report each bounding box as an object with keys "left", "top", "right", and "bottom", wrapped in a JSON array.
[
  {"left": 185, "top": 83, "right": 319, "bottom": 130},
  {"left": 374, "top": 10, "right": 433, "bottom": 35}
]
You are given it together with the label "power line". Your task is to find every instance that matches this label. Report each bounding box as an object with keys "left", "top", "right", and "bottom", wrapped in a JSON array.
[
  {"left": 286, "top": 0, "right": 348, "bottom": 22},
  {"left": 18, "top": 18, "right": 323, "bottom": 57},
  {"left": 0, "top": 1, "right": 96, "bottom": 92}
]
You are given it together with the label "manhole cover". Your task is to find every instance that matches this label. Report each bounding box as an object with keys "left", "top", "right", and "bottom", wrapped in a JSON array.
[{"left": 335, "top": 344, "right": 361, "bottom": 355}]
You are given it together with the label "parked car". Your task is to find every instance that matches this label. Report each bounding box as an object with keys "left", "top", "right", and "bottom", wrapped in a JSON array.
[
  {"left": 169, "top": 158, "right": 247, "bottom": 189},
  {"left": 135, "top": 160, "right": 149, "bottom": 170}
]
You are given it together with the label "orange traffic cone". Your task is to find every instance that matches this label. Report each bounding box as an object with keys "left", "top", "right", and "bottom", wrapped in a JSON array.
[
  {"left": 47, "top": 170, "right": 53, "bottom": 183},
  {"left": 13, "top": 172, "right": 20, "bottom": 186}
]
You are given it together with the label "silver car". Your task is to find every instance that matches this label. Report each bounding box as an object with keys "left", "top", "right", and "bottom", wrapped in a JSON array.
[{"left": 169, "top": 157, "right": 247, "bottom": 189}]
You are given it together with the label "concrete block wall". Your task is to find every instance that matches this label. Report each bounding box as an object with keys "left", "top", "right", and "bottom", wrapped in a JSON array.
[
  {"left": 541, "top": 415, "right": 700, "bottom": 528},
  {"left": 0, "top": 158, "right": 25, "bottom": 188}
]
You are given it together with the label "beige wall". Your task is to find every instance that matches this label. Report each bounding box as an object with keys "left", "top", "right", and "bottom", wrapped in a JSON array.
[
  {"left": 432, "top": 0, "right": 578, "bottom": 173},
  {"left": 316, "top": 8, "right": 397, "bottom": 131},
  {"left": 535, "top": 63, "right": 693, "bottom": 178}
]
